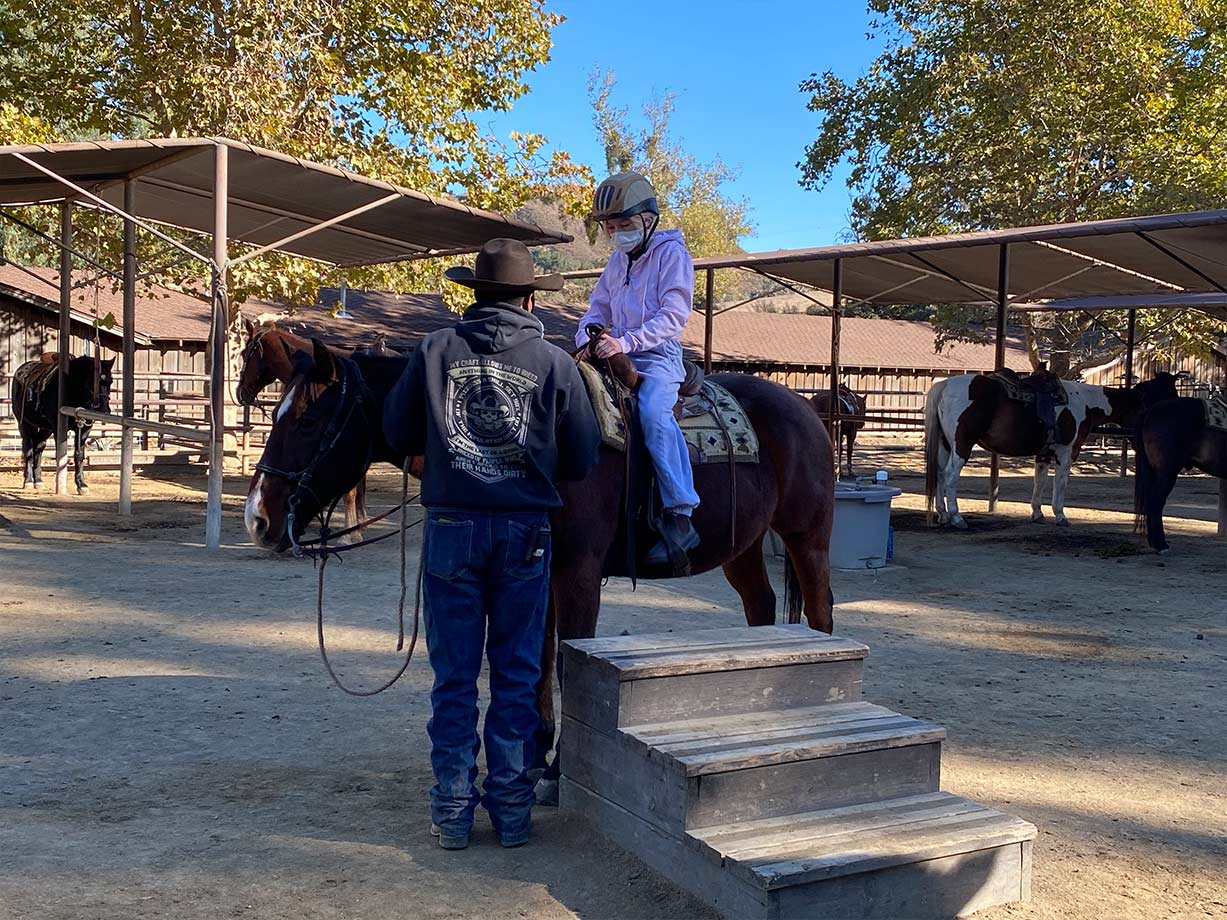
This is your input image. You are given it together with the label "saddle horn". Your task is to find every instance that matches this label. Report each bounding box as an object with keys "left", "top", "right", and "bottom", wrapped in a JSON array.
[{"left": 584, "top": 323, "right": 639, "bottom": 390}]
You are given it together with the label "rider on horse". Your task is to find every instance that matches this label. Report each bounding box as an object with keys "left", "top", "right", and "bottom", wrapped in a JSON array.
[{"left": 578, "top": 171, "right": 701, "bottom": 565}]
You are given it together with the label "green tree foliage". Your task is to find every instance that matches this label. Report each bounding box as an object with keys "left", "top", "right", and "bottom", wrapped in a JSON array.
[
  {"left": 800, "top": 0, "right": 1227, "bottom": 373},
  {"left": 0, "top": 0, "right": 588, "bottom": 308},
  {"left": 588, "top": 70, "right": 754, "bottom": 302}
]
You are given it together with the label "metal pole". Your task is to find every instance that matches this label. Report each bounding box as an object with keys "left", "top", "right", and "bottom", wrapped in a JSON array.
[
  {"left": 703, "top": 268, "right": 714, "bottom": 374},
  {"left": 206, "top": 144, "right": 229, "bottom": 550},
  {"left": 119, "top": 181, "right": 137, "bottom": 514},
  {"left": 1218, "top": 480, "right": 1227, "bottom": 538},
  {"left": 830, "top": 258, "right": 843, "bottom": 476},
  {"left": 989, "top": 243, "right": 1009, "bottom": 512},
  {"left": 55, "top": 204, "right": 73, "bottom": 494},
  {"left": 1120, "top": 307, "right": 1137, "bottom": 477}
]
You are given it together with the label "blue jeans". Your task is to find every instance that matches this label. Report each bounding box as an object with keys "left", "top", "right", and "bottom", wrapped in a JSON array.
[
  {"left": 422, "top": 508, "right": 550, "bottom": 840},
  {"left": 631, "top": 344, "right": 700, "bottom": 513}
]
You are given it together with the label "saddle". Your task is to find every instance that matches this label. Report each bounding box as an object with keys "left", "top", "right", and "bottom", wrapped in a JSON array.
[
  {"left": 575, "top": 328, "right": 759, "bottom": 580},
  {"left": 984, "top": 368, "right": 1069, "bottom": 407},
  {"left": 1203, "top": 393, "right": 1227, "bottom": 433}
]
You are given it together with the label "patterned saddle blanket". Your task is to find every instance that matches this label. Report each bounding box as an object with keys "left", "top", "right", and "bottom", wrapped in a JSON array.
[
  {"left": 1203, "top": 394, "right": 1227, "bottom": 433},
  {"left": 984, "top": 369, "right": 1069, "bottom": 406},
  {"left": 577, "top": 360, "right": 760, "bottom": 464}
]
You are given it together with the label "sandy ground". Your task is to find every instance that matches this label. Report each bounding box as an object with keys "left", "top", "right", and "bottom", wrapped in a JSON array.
[{"left": 0, "top": 447, "right": 1224, "bottom": 920}]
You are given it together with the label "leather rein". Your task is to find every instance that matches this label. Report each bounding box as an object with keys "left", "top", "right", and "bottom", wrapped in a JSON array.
[{"left": 255, "top": 356, "right": 423, "bottom": 697}]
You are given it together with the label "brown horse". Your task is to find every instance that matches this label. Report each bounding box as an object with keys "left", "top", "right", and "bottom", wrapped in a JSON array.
[
  {"left": 238, "top": 320, "right": 368, "bottom": 538},
  {"left": 242, "top": 343, "right": 836, "bottom": 800},
  {"left": 1133, "top": 396, "right": 1227, "bottom": 553},
  {"left": 810, "top": 384, "right": 868, "bottom": 478},
  {"left": 925, "top": 372, "right": 1178, "bottom": 528}
]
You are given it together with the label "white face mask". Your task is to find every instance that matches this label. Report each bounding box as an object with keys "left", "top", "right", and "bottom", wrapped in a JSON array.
[{"left": 610, "top": 229, "right": 644, "bottom": 253}]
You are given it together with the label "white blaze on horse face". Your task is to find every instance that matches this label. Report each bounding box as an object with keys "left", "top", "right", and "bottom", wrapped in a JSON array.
[
  {"left": 245, "top": 473, "right": 268, "bottom": 541},
  {"left": 275, "top": 382, "right": 299, "bottom": 423}
]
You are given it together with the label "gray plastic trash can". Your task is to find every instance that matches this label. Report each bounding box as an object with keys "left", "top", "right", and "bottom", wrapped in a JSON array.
[{"left": 830, "top": 481, "right": 903, "bottom": 569}]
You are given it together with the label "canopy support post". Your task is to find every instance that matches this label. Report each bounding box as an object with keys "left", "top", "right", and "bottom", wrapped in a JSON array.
[
  {"left": 55, "top": 203, "right": 72, "bottom": 494},
  {"left": 703, "top": 268, "right": 714, "bottom": 374},
  {"left": 1120, "top": 307, "right": 1137, "bottom": 477},
  {"left": 119, "top": 180, "right": 137, "bottom": 515},
  {"left": 1218, "top": 480, "right": 1227, "bottom": 539},
  {"left": 206, "top": 144, "right": 229, "bottom": 550},
  {"left": 830, "top": 258, "right": 843, "bottom": 476},
  {"left": 989, "top": 243, "right": 1009, "bottom": 513}
]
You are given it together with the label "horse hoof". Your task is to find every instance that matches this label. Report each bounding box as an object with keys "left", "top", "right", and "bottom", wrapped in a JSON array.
[
  {"left": 1055, "top": 518, "right": 1071, "bottom": 528},
  {"left": 22, "top": 481, "right": 33, "bottom": 490},
  {"left": 534, "top": 778, "right": 559, "bottom": 807},
  {"left": 33, "top": 482, "right": 43, "bottom": 492},
  {"left": 77, "top": 486, "right": 89, "bottom": 496},
  {"left": 1031, "top": 511, "right": 1044, "bottom": 523},
  {"left": 1156, "top": 547, "right": 1171, "bottom": 556},
  {"left": 952, "top": 518, "right": 968, "bottom": 531}
]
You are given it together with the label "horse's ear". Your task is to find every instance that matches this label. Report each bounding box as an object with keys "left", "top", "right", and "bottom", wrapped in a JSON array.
[
  {"left": 279, "top": 338, "right": 296, "bottom": 366},
  {"left": 310, "top": 338, "right": 337, "bottom": 382},
  {"left": 244, "top": 318, "right": 256, "bottom": 339},
  {"left": 102, "top": 359, "right": 115, "bottom": 369}
]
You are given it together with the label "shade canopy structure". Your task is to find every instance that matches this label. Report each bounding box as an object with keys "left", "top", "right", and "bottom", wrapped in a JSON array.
[
  {"left": 691, "top": 210, "right": 1227, "bottom": 306},
  {"left": 0, "top": 137, "right": 571, "bottom": 548},
  {"left": 1014, "top": 291, "right": 1227, "bottom": 324},
  {"left": 0, "top": 137, "right": 571, "bottom": 266}
]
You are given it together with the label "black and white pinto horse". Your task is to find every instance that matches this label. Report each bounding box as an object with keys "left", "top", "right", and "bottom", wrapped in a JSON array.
[
  {"left": 925, "top": 372, "right": 1177, "bottom": 528},
  {"left": 10, "top": 355, "right": 114, "bottom": 493}
]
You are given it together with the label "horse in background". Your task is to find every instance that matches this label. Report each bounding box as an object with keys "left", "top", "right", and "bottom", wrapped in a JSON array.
[
  {"left": 238, "top": 319, "right": 369, "bottom": 539},
  {"left": 810, "top": 384, "right": 867, "bottom": 478},
  {"left": 10, "top": 354, "right": 114, "bottom": 494},
  {"left": 925, "top": 372, "right": 1178, "bottom": 528},
  {"left": 1133, "top": 395, "right": 1227, "bottom": 553}
]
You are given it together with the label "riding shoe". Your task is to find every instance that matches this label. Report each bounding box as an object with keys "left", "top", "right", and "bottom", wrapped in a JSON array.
[
  {"left": 645, "top": 512, "right": 700, "bottom": 566},
  {"left": 430, "top": 823, "right": 470, "bottom": 850}
]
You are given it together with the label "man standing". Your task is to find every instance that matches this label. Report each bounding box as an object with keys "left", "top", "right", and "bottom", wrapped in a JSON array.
[{"left": 384, "top": 239, "right": 600, "bottom": 850}]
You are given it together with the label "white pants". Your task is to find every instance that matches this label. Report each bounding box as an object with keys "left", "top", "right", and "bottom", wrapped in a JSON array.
[{"left": 631, "top": 343, "right": 700, "bottom": 514}]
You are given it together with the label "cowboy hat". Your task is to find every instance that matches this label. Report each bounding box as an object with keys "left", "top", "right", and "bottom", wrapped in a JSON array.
[{"left": 444, "top": 238, "right": 563, "bottom": 296}]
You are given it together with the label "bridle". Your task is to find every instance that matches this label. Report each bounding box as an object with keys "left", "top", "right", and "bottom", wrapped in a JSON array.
[
  {"left": 255, "top": 353, "right": 424, "bottom": 697},
  {"left": 255, "top": 356, "right": 378, "bottom": 553},
  {"left": 237, "top": 325, "right": 278, "bottom": 407}
]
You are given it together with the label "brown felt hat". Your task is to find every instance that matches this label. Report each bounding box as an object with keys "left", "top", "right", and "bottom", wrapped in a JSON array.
[{"left": 444, "top": 238, "right": 563, "bottom": 296}]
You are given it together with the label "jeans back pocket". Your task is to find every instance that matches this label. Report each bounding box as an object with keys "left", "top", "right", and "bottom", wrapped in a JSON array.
[
  {"left": 426, "top": 517, "right": 475, "bottom": 580},
  {"left": 504, "top": 519, "right": 550, "bottom": 581}
]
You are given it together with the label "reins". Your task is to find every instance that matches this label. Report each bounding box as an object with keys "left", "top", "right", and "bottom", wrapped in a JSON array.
[{"left": 258, "top": 356, "right": 425, "bottom": 697}]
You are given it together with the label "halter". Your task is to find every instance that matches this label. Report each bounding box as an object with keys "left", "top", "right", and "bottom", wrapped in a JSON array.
[
  {"left": 255, "top": 356, "right": 377, "bottom": 556},
  {"left": 237, "top": 324, "right": 277, "bottom": 406}
]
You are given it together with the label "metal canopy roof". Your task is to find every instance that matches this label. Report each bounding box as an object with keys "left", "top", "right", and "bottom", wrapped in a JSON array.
[
  {"left": 692, "top": 210, "right": 1227, "bottom": 306},
  {"left": 1013, "top": 291, "right": 1227, "bottom": 323},
  {"left": 0, "top": 137, "right": 572, "bottom": 266}
]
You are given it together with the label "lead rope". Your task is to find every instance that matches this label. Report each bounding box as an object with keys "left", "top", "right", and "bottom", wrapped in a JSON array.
[{"left": 314, "top": 459, "right": 424, "bottom": 696}]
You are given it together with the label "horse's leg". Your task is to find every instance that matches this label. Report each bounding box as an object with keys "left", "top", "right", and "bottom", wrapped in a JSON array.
[
  {"left": 531, "top": 592, "right": 558, "bottom": 775},
  {"left": 722, "top": 533, "right": 776, "bottom": 626},
  {"left": 1051, "top": 447, "right": 1074, "bottom": 527},
  {"left": 779, "top": 529, "right": 834, "bottom": 633},
  {"left": 933, "top": 437, "right": 950, "bottom": 525},
  {"left": 1031, "top": 458, "right": 1050, "bottom": 522},
  {"left": 21, "top": 432, "right": 33, "bottom": 489},
  {"left": 535, "top": 558, "right": 603, "bottom": 807},
  {"left": 943, "top": 451, "right": 970, "bottom": 529},
  {"left": 74, "top": 425, "right": 89, "bottom": 494},
  {"left": 845, "top": 429, "right": 856, "bottom": 479},
  {"left": 1146, "top": 465, "right": 1180, "bottom": 554},
  {"left": 31, "top": 434, "right": 47, "bottom": 491}
]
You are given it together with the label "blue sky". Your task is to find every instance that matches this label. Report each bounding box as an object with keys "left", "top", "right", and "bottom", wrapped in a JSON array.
[{"left": 480, "top": 1, "right": 882, "bottom": 252}]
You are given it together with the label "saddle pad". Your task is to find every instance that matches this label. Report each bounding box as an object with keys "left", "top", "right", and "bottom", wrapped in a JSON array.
[
  {"left": 13, "top": 357, "right": 65, "bottom": 396},
  {"left": 576, "top": 360, "right": 759, "bottom": 464},
  {"left": 1203, "top": 394, "right": 1227, "bottom": 433},
  {"left": 984, "top": 370, "right": 1069, "bottom": 406}
]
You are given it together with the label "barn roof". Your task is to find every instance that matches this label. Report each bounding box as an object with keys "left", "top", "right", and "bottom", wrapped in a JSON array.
[
  {"left": 679, "top": 311, "right": 1031, "bottom": 372},
  {"left": 0, "top": 138, "right": 571, "bottom": 265}
]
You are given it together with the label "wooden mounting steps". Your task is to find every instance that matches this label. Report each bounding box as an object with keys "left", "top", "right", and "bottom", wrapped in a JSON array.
[{"left": 560, "top": 626, "right": 1034, "bottom": 919}]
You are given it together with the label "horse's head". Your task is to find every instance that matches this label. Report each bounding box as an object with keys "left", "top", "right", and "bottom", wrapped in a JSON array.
[
  {"left": 69, "top": 356, "right": 114, "bottom": 413},
  {"left": 93, "top": 359, "right": 115, "bottom": 412},
  {"left": 237, "top": 319, "right": 291, "bottom": 406},
  {"left": 1108, "top": 372, "right": 1181, "bottom": 427},
  {"left": 245, "top": 339, "right": 378, "bottom": 551}
]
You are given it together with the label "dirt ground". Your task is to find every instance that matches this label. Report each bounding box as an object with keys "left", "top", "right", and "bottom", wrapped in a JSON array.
[{"left": 1, "top": 446, "right": 1224, "bottom": 920}]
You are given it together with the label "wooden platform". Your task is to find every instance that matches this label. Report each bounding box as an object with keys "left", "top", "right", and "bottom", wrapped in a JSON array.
[{"left": 560, "top": 625, "right": 1035, "bottom": 919}]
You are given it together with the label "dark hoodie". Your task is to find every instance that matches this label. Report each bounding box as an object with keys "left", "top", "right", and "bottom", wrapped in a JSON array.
[{"left": 383, "top": 300, "right": 601, "bottom": 510}]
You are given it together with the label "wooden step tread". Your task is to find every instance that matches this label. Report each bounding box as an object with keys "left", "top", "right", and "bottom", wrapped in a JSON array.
[
  {"left": 564, "top": 626, "right": 869, "bottom": 680},
  {"left": 624, "top": 702, "right": 945, "bottom": 776},
  {"left": 687, "top": 792, "right": 1037, "bottom": 890}
]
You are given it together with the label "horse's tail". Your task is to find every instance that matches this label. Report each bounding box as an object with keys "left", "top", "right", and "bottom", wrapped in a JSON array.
[
  {"left": 1133, "top": 423, "right": 1152, "bottom": 534},
  {"left": 924, "top": 380, "right": 947, "bottom": 524},
  {"left": 782, "top": 549, "right": 804, "bottom": 625}
]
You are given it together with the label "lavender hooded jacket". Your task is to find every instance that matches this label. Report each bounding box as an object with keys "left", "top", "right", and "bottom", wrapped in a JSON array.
[{"left": 575, "top": 229, "right": 694, "bottom": 357}]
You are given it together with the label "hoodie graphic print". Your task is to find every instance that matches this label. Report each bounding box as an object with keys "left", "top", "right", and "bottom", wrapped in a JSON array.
[{"left": 444, "top": 358, "right": 539, "bottom": 484}]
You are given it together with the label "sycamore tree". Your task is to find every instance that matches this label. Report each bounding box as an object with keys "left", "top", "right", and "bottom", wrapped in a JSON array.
[
  {"left": 0, "top": 0, "right": 589, "bottom": 312},
  {"left": 800, "top": 0, "right": 1227, "bottom": 374}
]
